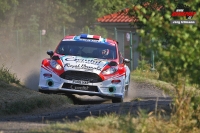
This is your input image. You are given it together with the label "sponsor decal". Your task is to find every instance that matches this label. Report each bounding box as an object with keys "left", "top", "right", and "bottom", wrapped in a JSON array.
[
  {"left": 79, "top": 38, "right": 101, "bottom": 42},
  {"left": 62, "top": 56, "right": 108, "bottom": 71},
  {"left": 41, "top": 86, "right": 49, "bottom": 89},
  {"left": 72, "top": 80, "right": 89, "bottom": 84},
  {"left": 170, "top": 3, "right": 196, "bottom": 25},
  {"left": 63, "top": 56, "right": 76, "bottom": 61},
  {"left": 74, "top": 58, "right": 102, "bottom": 65},
  {"left": 64, "top": 63, "right": 102, "bottom": 71},
  {"left": 70, "top": 85, "right": 89, "bottom": 91},
  {"left": 64, "top": 56, "right": 103, "bottom": 65}
]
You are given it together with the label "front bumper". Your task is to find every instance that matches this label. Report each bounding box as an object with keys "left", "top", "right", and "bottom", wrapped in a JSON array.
[{"left": 38, "top": 68, "right": 126, "bottom": 99}]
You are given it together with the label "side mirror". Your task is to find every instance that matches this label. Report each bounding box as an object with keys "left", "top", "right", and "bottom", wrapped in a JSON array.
[
  {"left": 47, "top": 50, "right": 54, "bottom": 57},
  {"left": 123, "top": 58, "right": 130, "bottom": 63}
]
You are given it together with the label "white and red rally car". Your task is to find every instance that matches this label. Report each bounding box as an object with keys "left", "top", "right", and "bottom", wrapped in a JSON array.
[{"left": 38, "top": 34, "right": 130, "bottom": 103}]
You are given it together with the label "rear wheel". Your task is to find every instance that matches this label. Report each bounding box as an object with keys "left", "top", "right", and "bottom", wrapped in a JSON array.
[
  {"left": 124, "top": 85, "right": 129, "bottom": 98},
  {"left": 124, "top": 75, "right": 130, "bottom": 98}
]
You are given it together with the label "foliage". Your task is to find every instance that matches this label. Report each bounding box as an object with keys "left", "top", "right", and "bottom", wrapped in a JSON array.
[
  {"left": 0, "top": 0, "right": 145, "bottom": 40},
  {"left": 0, "top": 65, "right": 20, "bottom": 84},
  {"left": 128, "top": 1, "right": 200, "bottom": 130},
  {"left": 0, "top": 0, "right": 18, "bottom": 20},
  {"left": 0, "top": 73, "right": 72, "bottom": 115},
  {"left": 28, "top": 15, "right": 39, "bottom": 32},
  {"left": 133, "top": 56, "right": 159, "bottom": 80},
  {"left": 126, "top": 0, "right": 200, "bottom": 86},
  {"left": 93, "top": 0, "right": 136, "bottom": 17},
  {"left": 30, "top": 74, "right": 200, "bottom": 133},
  {"left": 81, "top": 25, "right": 109, "bottom": 37},
  {"left": 13, "top": 0, "right": 76, "bottom": 32},
  {"left": 32, "top": 104, "right": 200, "bottom": 133},
  {"left": 0, "top": 93, "right": 71, "bottom": 115}
]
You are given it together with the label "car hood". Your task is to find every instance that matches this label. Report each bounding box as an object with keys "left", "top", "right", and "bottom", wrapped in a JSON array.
[{"left": 61, "top": 55, "right": 109, "bottom": 74}]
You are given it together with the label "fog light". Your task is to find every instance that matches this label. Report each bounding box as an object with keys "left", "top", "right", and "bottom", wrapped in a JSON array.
[
  {"left": 111, "top": 80, "right": 121, "bottom": 84},
  {"left": 109, "top": 87, "right": 114, "bottom": 92},
  {"left": 46, "top": 79, "right": 54, "bottom": 87},
  {"left": 47, "top": 81, "right": 53, "bottom": 86}
]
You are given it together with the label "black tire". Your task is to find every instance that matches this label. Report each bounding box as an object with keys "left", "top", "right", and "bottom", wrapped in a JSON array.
[
  {"left": 127, "top": 75, "right": 130, "bottom": 90},
  {"left": 38, "top": 89, "right": 47, "bottom": 93},
  {"left": 124, "top": 75, "right": 130, "bottom": 98},
  {"left": 38, "top": 89, "right": 54, "bottom": 94},
  {"left": 112, "top": 97, "right": 123, "bottom": 103},
  {"left": 124, "top": 85, "right": 129, "bottom": 98}
]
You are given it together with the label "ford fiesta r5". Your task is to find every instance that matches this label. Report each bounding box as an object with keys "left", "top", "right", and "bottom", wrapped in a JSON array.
[{"left": 38, "top": 34, "right": 130, "bottom": 103}]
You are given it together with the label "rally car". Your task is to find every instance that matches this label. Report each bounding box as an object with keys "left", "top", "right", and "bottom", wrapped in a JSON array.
[{"left": 38, "top": 34, "right": 130, "bottom": 103}]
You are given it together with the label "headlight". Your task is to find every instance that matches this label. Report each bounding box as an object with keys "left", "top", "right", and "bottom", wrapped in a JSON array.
[
  {"left": 50, "top": 60, "right": 62, "bottom": 70},
  {"left": 102, "top": 66, "right": 118, "bottom": 75}
]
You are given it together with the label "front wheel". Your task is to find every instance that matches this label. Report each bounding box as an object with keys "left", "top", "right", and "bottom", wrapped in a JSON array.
[{"left": 112, "top": 97, "right": 123, "bottom": 103}]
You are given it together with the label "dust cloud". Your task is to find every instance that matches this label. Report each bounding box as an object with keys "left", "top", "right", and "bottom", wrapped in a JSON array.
[
  {"left": 0, "top": 27, "right": 77, "bottom": 91},
  {"left": 0, "top": 47, "right": 49, "bottom": 91}
]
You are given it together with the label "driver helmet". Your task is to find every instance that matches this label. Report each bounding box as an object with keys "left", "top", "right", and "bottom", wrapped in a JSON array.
[{"left": 101, "top": 49, "right": 109, "bottom": 56}]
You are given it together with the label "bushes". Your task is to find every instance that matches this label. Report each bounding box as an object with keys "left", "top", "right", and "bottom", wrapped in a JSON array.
[
  {"left": 0, "top": 65, "right": 20, "bottom": 85},
  {"left": 0, "top": 65, "right": 73, "bottom": 115},
  {"left": 133, "top": 57, "right": 159, "bottom": 80},
  {"left": 132, "top": 57, "right": 200, "bottom": 132},
  {"left": 1, "top": 94, "right": 71, "bottom": 115}
]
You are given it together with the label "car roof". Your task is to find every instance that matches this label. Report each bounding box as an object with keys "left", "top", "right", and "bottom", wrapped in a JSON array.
[{"left": 62, "top": 34, "right": 118, "bottom": 46}]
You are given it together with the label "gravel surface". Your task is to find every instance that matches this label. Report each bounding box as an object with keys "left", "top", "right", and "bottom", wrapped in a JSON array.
[{"left": 0, "top": 81, "right": 172, "bottom": 133}]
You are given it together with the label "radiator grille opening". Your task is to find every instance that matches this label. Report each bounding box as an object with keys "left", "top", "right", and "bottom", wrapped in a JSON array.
[{"left": 60, "top": 71, "right": 102, "bottom": 83}]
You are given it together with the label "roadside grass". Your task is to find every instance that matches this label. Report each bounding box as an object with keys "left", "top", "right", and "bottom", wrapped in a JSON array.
[
  {"left": 0, "top": 65, "right": 72, "bottom": 116},
  {"left": 0, "top": 65, "right": 20, "bottom": 85},
  {"left": 1, "top": 63, "right": 200, "bottom": 132},
  {"left": 31, "top": 67, "right": 200, "bottom": 133},
  {"left": 132, "top": 69, "right": 174, "bottom": 94},
  {"left": 131, "top": 67, "right": 200, "bottom": 97},
  {"left": 31, "top": 114, "right": 120, "bottom": 133},
  {"left": 32, "top": 110, "right": 200, "bottom": 133}
]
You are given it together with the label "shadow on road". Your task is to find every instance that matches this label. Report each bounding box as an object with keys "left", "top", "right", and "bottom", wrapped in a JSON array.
[{"left": 65, "top": 94, "right": 110, "bottom": 105}]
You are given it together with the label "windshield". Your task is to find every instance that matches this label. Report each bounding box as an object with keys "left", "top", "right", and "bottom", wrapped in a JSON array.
[{"left": 56, "top": 41, "right": 117, "bottom": 59}]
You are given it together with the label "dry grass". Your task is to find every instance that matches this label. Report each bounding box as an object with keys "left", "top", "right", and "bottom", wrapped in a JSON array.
[
  {"left": 1, "top": 63, "right": 200, "bottom": 133},
  {"left": 0, "top": 80, "right": 72, "bottom": 116},
  {"left": 30, "top": 70, "right": 200, "bottom": 133},
  {"left": 131, "top": 70, "right": 175, "bottom": 97},
  {"left": 31, "top": 110, "right": 200, "bottom": 133},
  {"left": 32, "top": 114, "right": 121, "bottom": 133},
  {"left": 0, "top": 65, "right": 73, "bottom": 116}
]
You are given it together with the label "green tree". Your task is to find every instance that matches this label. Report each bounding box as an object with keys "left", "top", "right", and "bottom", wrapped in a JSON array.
[
  {"left": 0, "top": 0, "right": 132, "bottom": 36},
  {"left": 68, "top": 0, "right": 128, "bottom": 35},
  {"left": 127, "top": 0, "right": 200, "bottom": 85},
  {"left": 93, "top": 0, "right": 138, "bottom": 17},
  {"left": 0, "top": 0, "right": 18, "bottom": 20},
  {"left": 12, "top": 0, "right": 75, "bottom": 31}
]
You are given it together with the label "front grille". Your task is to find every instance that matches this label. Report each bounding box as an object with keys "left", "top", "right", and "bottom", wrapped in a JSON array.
[
  {"left": 60, "top": 71, "right": 102, "bottom": 83},
  {"left": 62, "top": 83, "right": 99, "bottom": 92}
]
